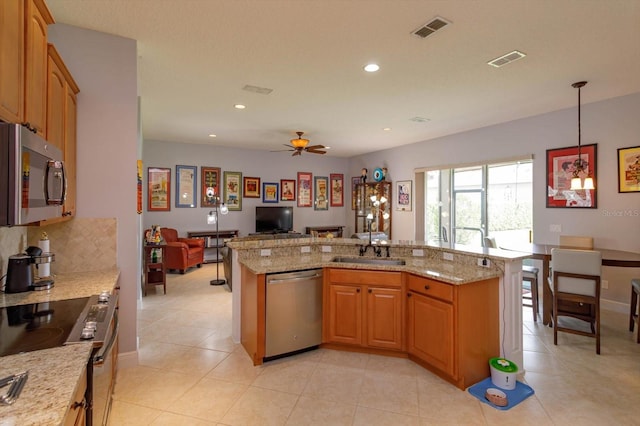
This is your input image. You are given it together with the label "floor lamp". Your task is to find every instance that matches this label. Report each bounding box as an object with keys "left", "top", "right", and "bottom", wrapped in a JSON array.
[{"left": 207, "top": 189, "right": 229, "bottom": 286}]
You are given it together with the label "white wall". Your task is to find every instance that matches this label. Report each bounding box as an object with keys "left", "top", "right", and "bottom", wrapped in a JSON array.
[
  {"left": 143, "top": 140, "right": 350, "bottom": 235},
  {"left": 48, "top": 24, "right": 140, "bottom": 355},
  {"left": 350, "top": 92, "right": 640, "bottom": 305}
]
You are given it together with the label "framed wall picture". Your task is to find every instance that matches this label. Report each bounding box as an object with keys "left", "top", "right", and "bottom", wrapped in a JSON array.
[
  {"left": 175, "top": 165, "right": 197, "bottom": 208},
  {"left": 201, "top": 166, "right": 221, "bottom": 208},
  {"left": 280, "top": 179, "right": 296, "bottom": 201},
  {"left": 147, "top": 167, "right": 171, "bottom": 211},
  {"left": 351, "top": 177, "right": 360, "bottom": 210},
  {"left": 617, "top": 145, "right": 640, "bottom": 193},
  {"left": 330, "top": 173, "right": 344, "bottom": 207},
  {"left": 396, "top": 180, "right": 412, "bottom": 211},
  {"left": 297, "top": 172, "right": 313, "bottom": 207},
  {"left": 314, "top": 176, "right": 328, "bottom": 210},
  {"left": 243, "top": 176, "right": 261, "bottom": 198},
  {"left": 223, "top": 171, "right": 242, "bottom": 211},
  {"left": 262, "top": 182, "right": 279, "bottom": 203},
  {"left": 546, "top": 144, "right": 597, "bottom": 208}
]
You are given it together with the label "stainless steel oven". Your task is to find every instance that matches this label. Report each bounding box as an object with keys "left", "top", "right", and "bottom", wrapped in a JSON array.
[{"left": 66, "top": 293, "right": 119, "bottom": 426}]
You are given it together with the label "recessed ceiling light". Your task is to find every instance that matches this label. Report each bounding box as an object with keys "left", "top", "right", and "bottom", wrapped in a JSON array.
[
  {"left": 208, "top": 134, "right": 217, "bottom": 138},
  {"left": 383, "top": 127, "right": 391, "bottom": 131},
  {"left": 234, "top": 104, "right": 246, "bottom": 109},
  {"left": 364, "top": 63, "right": 380, "bottom": 73}
]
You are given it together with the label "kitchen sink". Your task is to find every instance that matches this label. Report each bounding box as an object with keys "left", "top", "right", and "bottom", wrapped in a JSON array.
[{"left": 331, "top": 256, "right": 406, "bottom": 266}]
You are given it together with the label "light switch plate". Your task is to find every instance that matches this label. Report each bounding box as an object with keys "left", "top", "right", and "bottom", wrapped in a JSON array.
[
  {"left": 260, "top": 249, "right": 271, "bottom": 256},
  {"left": 412, "top": 249, "right": 424, "bottom": 257},
  {"left": 443, "top": 252, "right": 454, "bottom": 261},
  {"left": 550, "top": 224, "right": 562, "bottom": 233},
  {"left": 321, "top": 245, "right": 332, "bottom": 253},
  {"left": 301, "top": 246, "right": 311, "bottom": 253}
]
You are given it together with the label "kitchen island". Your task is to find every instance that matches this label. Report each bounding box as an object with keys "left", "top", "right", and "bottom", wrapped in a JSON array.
[
  {"left": 0, "top": 268, "right": 119, "bottom": 425},
  {"left": 228, "top": 238, "right": 528, "bottom": 388}
]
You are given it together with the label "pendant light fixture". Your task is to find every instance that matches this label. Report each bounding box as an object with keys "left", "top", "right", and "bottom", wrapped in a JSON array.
[{"left": 569, "top": 81, "right": 595, "bottom": 191}]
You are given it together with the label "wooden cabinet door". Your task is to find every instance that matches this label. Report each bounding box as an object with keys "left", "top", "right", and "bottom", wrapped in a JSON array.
[
  {"left": 46, "top": 50, "right": 65, "bottom": 149},
  {"left": 327, "top": 284, "right": 362, "bottom": 345},
  {"left": 407, "top": 292, "right": 455, "bottom": 377},
  {"left": 62, "top": 87, "right": 77, "bottom": 217},
  {"left": 0, "top": 0, "right": 24, "bottom": 123},
  {"left": 25, "top": 0, "right": 52, "bottom": 136},
  {"left": 366, "top": 287, "right": 403, "bottom": 350}
]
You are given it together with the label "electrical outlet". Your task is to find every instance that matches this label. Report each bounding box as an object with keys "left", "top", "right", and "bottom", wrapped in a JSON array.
[
  {"left": 300, "top": 246, "right": 311, "bottom": 254},
  {"left": 550, "top": 224, "right": 562, "bottom": 233},
  {"left": 477, "top": 257, "right": 490, "bottom": 267},
  {"left": 601, "top": 280, "right": 609, "bottom": 289},
  {"left": 260, "top": 249, "right": 271, "bottom": 256},
  {"left": 321, "top": 245, "right": 332, "bottom": 253},
  {"left": 443, "top": 252, "right": 454, "bottom": 261},
  {"left": 412, "top": 249, "right": 424, "bottom": 257}
]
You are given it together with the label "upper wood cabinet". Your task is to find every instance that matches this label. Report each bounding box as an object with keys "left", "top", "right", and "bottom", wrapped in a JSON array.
[
  {"left": 47, "top": 44, "right": 79, "bottom": 219},
  {"left": 0, "top": 0, "right": 25, "bottom": 123},
  {"left": 25, "top": 0, "right": 54, "bottom": 135}
]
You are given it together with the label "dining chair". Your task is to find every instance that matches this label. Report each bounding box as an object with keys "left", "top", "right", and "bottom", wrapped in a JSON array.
[
  {"left": 559, "top": 235, "right": 594, "bottom": 249},
  {"left": 550, "top": 248, "right": 602, "bottom": 354},
  {"left": 484, "top": 236, "right": 539, "bottom": 321},
  {"left": 630, "top": 278, "right": 640, "bottom": 344}
]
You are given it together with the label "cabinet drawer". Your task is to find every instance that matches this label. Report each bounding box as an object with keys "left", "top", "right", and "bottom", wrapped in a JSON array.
[
  {"left": 328, "top": 268, "right": 402, "bottom": 287},
  {"left": 408, "top": 275, "right": 453, "bottom": 302}
]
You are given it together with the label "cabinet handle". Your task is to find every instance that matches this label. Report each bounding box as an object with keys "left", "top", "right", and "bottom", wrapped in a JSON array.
[
  {"left": 368, "top": 288, "right": 372, "bottom": 293},
  {"left": 424, "top": 285, "right": 430, "bottom": 290},
  {"left": 407, "top": 293, "right": 412, "bottom": 298},
  {"left": 357, "top": 288, "right": 360, "bottom": 293},
  {"left": 71, "top": 400, "right": 85, "bottom": 410}
]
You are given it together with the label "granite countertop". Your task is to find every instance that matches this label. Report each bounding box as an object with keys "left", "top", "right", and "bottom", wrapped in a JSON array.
[
  {"left": 238, "top": 253, "right": 502, "bottom": 284},
  {"left": 0, "top": 344, "right": 93, "bottom": 426},
  {"left": 0, "top": 268, "right": 120, "bottom": 308},
  {"left": 0, "top": 269, "right": 120, "bottom": 425}
]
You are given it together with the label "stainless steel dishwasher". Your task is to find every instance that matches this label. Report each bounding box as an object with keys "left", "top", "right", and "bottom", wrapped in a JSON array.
[{"left": 265, "top": 268, "right": 323, "bottom": 359}]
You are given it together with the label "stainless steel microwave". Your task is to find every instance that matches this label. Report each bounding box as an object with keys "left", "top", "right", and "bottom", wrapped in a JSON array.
[{"left": 0, "top": 123, "right": 66, "bottom": 226}]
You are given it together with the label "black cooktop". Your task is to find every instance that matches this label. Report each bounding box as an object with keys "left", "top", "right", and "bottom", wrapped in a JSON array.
[{"left": 0, "top": 297, "right": 89, "bottom": 357}]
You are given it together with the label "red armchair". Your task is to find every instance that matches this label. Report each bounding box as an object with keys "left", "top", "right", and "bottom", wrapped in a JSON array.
[{"left": 158, "top": 228, "right": 205, "bottom": 273}]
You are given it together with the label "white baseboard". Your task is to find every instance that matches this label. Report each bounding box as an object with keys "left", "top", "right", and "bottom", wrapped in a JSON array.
[
  {"left": 117, "top": 350, "right": 139, "bottom": 369},
  {"left": 601, "top": 298, "right": 630, "bottom": 314}
]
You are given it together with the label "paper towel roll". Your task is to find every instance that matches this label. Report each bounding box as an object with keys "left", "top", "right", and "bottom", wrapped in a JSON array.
[
  {"left": 38, "top": 239, "right": 50, "bottom": 278},
  {"left": 38, "top": 239, "right": 50, "bottom": 253}
]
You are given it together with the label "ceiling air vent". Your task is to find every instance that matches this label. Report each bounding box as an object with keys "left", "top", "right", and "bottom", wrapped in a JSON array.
[
  {"left": 487, "top": 50, "right": 526, "bottom": 68},
  {"left": 409, "top": 116, "right": 430, "bottom": 123},
  {"left": 412, "top": 17, "right": 451, "bottom": 39}
]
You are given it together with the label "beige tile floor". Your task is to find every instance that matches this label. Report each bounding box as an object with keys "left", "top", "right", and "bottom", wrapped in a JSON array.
[{"left": 110, "top": 264, "right": 640, "bottom": 425}]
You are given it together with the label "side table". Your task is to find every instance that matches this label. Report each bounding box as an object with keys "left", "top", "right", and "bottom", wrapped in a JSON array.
[{"left": 143, "top": 244, "right": 166, "bottom": 295}]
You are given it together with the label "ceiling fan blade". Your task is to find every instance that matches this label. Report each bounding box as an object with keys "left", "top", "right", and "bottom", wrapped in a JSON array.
[
  {"left": 309, "top": 150, "right": 326, "bottom": 155},
  {"left": 305, "top": 145, "right": 325, "bottom": 150},
  {"left": 292, "top": 150, "right": 302, "bottom": 156}
]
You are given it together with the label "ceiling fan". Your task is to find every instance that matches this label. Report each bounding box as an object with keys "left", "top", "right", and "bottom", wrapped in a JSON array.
[{"left": 275, "top": 132, "right": 327, "bottom": 156}]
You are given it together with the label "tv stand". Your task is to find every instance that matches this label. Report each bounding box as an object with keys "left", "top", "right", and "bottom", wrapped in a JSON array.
[{"left": 187, "top": 229, "right": 239, "bottom": 263}]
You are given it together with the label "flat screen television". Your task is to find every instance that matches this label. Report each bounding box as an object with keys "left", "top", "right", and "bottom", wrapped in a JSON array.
[{"left": 255, "top": 206, "right": 293, "bottom": 233}]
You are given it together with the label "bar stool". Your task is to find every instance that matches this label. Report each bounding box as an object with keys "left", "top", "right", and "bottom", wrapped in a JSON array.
[
  {"left": 630, "top": 278, "right": 640, "bottom": 343},
  {"left": 522, "top": 265, "right": 540, "bottom": 321}
]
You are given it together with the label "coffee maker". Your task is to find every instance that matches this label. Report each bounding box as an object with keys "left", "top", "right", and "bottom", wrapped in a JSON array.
[{"left": 5, "top": 246, "right": 55, "bottom": 293}]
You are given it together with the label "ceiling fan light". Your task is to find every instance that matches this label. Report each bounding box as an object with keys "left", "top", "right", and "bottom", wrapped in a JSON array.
[
  {"left": 570, "top": 177, "right": 583, "bottom": 190},
  {"left": 583, "top": 177, "right": 594, "bottom": 190},
  {"left": 291, "top": 138, "right": 309, "bottom": 148}
]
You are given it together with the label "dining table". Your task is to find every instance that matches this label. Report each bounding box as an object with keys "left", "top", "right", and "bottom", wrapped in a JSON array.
[{"left": 501, "top": 243, "right": 640, "bottom": 325}]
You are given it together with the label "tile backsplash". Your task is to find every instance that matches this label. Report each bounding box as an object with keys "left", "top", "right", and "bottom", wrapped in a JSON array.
[
  {"left": 26, "top": 218, "right": 117, "bottom": 274},
  {"left": 0, "top": 227, "right": 28, "bottom": 277}
]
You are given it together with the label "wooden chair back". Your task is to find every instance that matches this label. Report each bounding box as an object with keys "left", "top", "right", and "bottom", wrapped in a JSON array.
[{"left": 559, "top": 235, "right": 594, "bottom": 249}]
